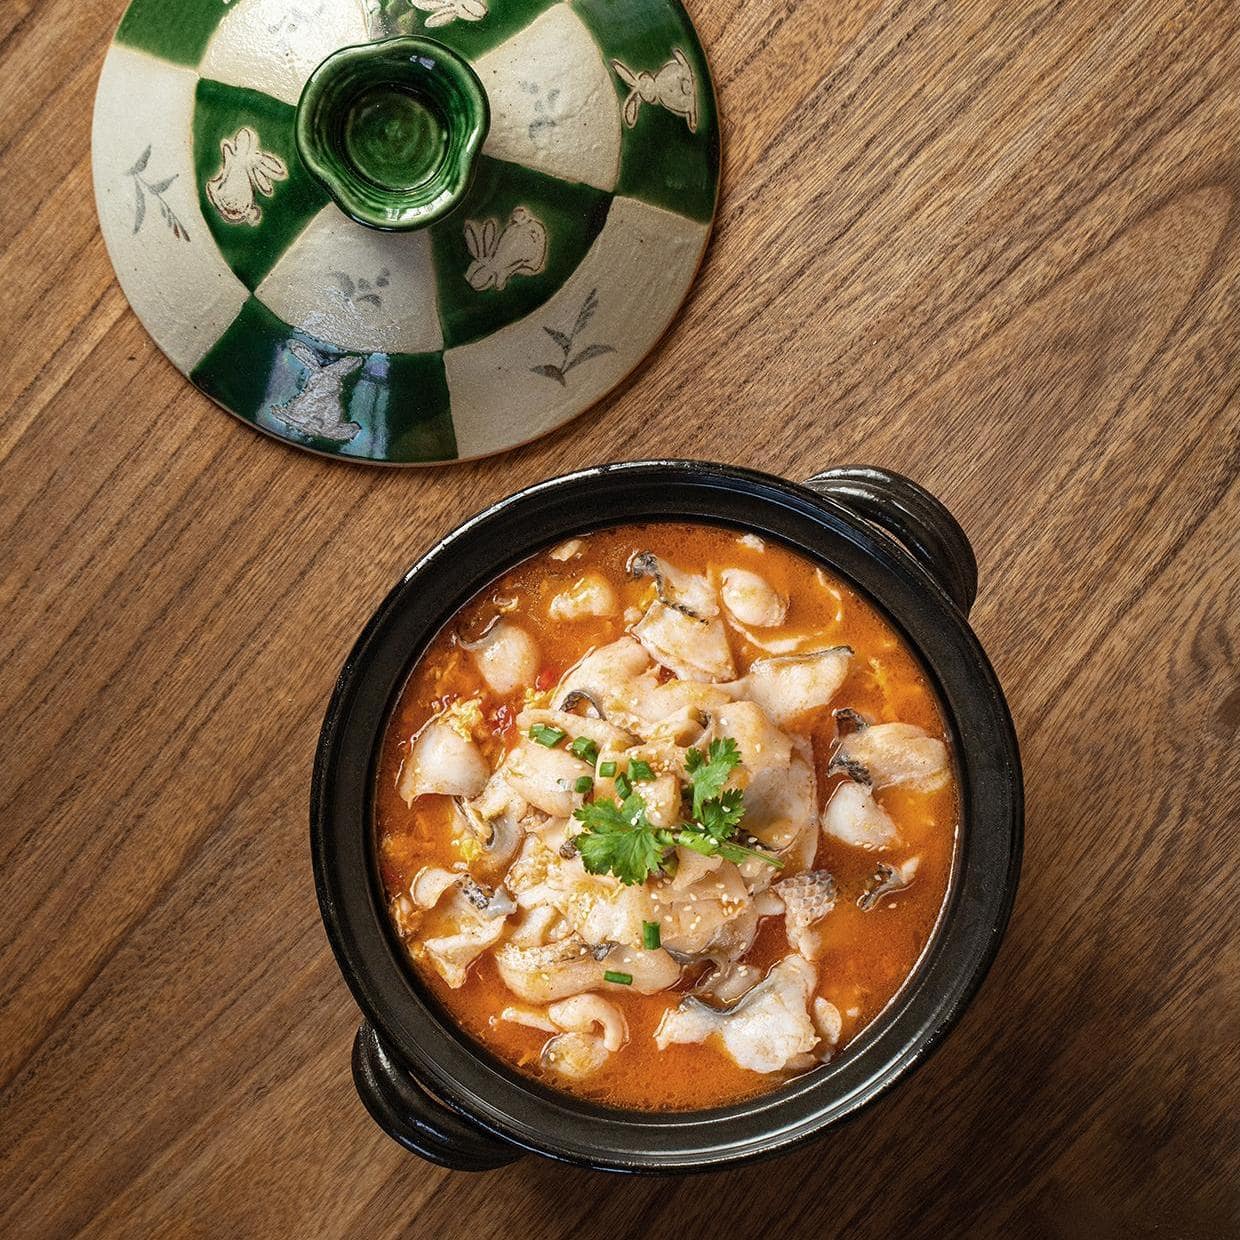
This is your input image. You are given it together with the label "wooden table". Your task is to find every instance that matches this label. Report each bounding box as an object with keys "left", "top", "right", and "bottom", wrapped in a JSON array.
[{"left": 2, "top": 1, "right": 1237, "bottom": 1235}]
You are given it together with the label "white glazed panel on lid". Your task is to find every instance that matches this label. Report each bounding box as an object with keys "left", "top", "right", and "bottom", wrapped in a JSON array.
[
  {"left": 93, "top": 46, "right": 250, "bottom": 373},
  {"left": 199, "top": 0, "right": 374, "bottom": 107},
  {"left": 255, "top": 206, "right": 446, "bottom": 354},
  {"left": 473, "top": 4, "right": 623, "bottom": 192}
]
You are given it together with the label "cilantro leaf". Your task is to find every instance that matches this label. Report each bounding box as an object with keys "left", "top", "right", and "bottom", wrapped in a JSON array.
[
  {"left": 570, "top": 737, "right": 782, "bottom": 885},
  {"left": 698, "top": 787, "right": 745, "bottom": 842},
  {"left": 684, "top": 738, "right": 741, "bottom": 818},
  {"left": 573, "top": 794, "right": 637, "bottom": 835},
  {"left": 573, "top": 793, "right": 668, "bottom": 886}
]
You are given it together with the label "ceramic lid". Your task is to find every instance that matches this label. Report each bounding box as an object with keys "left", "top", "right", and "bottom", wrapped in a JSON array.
[{"left": 92, "top": 0, "right": 719, "bottom": 464}]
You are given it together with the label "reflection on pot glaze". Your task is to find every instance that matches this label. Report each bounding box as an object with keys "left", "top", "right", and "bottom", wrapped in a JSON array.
[
  {"left": 205, "top": 127, "right": 288, "bottom": 227},
  {"left": 271, "top": 341, "right": 363, "bottom": 442},
  {"left": 410, "top": 0, "right": 488, "bottom": 27},
  {"left": 464, "top": 208, "right": 548, "bottom": 291},
  {"left": 611, "top": 50, "right": 698, "bottom": 133}
]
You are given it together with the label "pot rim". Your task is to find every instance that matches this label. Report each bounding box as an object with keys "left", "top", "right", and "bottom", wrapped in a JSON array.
[{"left": 311, "top": 459, "right": 1023, "bottom": 1171}]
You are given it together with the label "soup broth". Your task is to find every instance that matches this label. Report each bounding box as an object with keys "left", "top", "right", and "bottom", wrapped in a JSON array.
[{"left": 375, "top": 523, "right": 957, "bottom": 1110}]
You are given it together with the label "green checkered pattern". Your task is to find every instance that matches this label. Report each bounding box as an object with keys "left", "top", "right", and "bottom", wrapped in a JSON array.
[{"left": 103, "top": 0, "right": 719, "bottom": 463}]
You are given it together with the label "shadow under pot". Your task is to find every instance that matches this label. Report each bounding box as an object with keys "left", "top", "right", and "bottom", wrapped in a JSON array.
[{"left": 311, "top": 460, "right": 1023, "bottom": 1173}]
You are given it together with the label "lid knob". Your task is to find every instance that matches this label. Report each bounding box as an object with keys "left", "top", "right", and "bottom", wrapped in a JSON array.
[{"left": 295, "top": 36, "right": 489, "bottom": 232}]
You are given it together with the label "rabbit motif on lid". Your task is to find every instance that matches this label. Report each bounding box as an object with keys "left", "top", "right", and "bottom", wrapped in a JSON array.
[
  {"left": 409, "top": 0, "right": 489, "bottom": 26},
  {"left": 205, "top": 127, "right": 288, "bottom": 227},
  {"left": 270, "top": 343, "right": 363, "bottom": 443},
  {"left": 464, "top": 208, "right": 548, "bottom": 292},
  {"left": 611, "top": 49, "right": 698, "bottom": 133}
]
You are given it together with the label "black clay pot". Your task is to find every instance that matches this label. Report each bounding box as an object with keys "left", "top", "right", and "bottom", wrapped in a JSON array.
[{"left": 311, "top": 461, "right": 1023, "bottom": 1173}]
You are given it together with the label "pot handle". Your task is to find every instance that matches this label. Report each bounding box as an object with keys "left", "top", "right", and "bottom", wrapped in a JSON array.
[
  {"left": 352, "top": 1022, "right": 523, "bottom": 1171},
  {"left": 803, "top": 466, "right": 978, "bottom": 614}
]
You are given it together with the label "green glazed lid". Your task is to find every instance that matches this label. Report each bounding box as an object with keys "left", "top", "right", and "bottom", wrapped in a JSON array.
[
  {"left": 92, "top": 0, "right": 720, "bottom": 465},
  {"left": 296, "top": 38, "right": 490, "bottom": 231}
]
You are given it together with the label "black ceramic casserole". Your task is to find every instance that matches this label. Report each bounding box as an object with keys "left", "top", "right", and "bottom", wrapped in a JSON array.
[{"left": 311, "top": 461, "right": 1022, "bottom": 1173}]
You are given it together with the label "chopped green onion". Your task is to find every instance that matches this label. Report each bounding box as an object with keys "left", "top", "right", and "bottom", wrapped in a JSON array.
[
  {"left": 598, "top": 760, "right": 617, "bottom": 778},
  {"left": 573, "top": 775, "right": 594, "bottom": 795},
  {"left": 642, "top": 921, "right": 661, "bottom": 949},
  {"left": 529, "top": 723, "right": 567, "bottom": 747},
  {"left": 628, "top": 759, "right": 656, "bottom": 783},
  {"left": 614, "top": 773, "right": 632, "bottom": 799},
  {"left": 603, "top": 970, "right": 633, "bottom": 985},
  {"left": 569, "top": 735, "right": 599, "bottom": 764}
]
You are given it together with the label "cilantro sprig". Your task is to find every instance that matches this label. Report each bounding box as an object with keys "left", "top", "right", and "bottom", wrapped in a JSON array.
[
  {"left": 570, "top": 738, "right": 782, "bottom": 886},
  {"left": 684, "top": 738, "right": 741, "bottom": 818},
  {"left": 573, "top": 793, "right": 667, "bottom": 886}
]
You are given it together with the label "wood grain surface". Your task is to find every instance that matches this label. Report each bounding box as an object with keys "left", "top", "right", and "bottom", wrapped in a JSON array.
[{"left": 2, "top": 1, "right": 1238, "bottom": 1236}]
